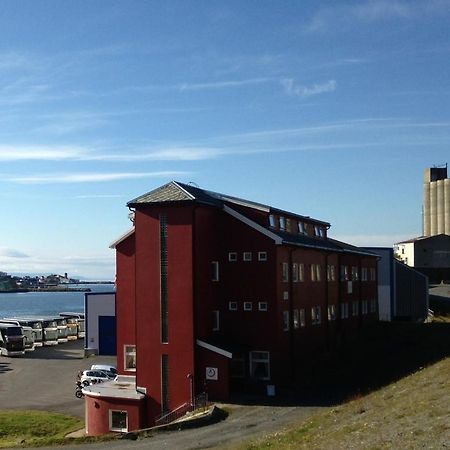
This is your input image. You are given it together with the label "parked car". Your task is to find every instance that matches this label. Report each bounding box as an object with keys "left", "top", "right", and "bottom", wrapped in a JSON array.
[
  {"left": 80, "top": 369, "right": 116, "bottom": 385},
  {"left": 90, "top": 364, "right": 117, "bottom": 375}
]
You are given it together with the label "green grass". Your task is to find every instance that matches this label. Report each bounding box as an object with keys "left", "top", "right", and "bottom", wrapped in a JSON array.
[
  {"left": 236, "top": 357, "right": 450, "bottom": 450},
  {"left": 0, "top": 411, "right": 84, "bottom": 448}
]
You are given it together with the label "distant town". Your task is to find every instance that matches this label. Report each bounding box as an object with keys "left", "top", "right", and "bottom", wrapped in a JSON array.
[{"left": 0, "top": 271, "right": 114, "bottom": 292}]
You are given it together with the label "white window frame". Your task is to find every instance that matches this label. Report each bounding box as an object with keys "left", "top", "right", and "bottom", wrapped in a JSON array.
[
  {"left": 228, "top": 252, "right": 237, "bottom": 262},
  {"left": 124, "top": 345, "right": 136, "bottom": 371},
  {"left": 109, "top": 409, "right": 128, "bottom": 433},
  {"left": 328, "top": 304, "right": 336, "bottom": 321},
  {"left": 228, "top": 301, "right": 238, "bottom": 311},
  {"left": 279, "top": 216, "right": 286, "bottom": 230},
  {"left": 316, "top": 264, "right": 322, "bottom": 282},
  {"left": 211, "top": 261, "right": 219, "bottom": 282},
  {"left": 293, "top": 309, "right": 299, "bottom": 329},
  {"left": 283, "top": 291, "right": 289, "bottom": 300},
  {"left": 292, "top": 263, "right": 299, "bottom": 282},
  {"left": 258, "top": 302, "right": 268, "bottom": 311},
  {"left": 340, "top": 302, "right": 349, "bottom": 319},
  {"left": 311, "top": 306, "right": 321, "bottom": 325},
  {"left": 362, "top": 300, "right": 369, "bottom": 315},
  {"left": 298, "top": 221, "right": 306, "bottom": 234},
  {"left": 282, "top": 262, "right": 289, "bottom": 282},
  {"left": 243, "top": 302, "right": 253, "bottom": 311},
  {"left": 243, "top": 252, "right": 252, "bottom": 262},
  {"left": 299, "top": 263, "right": 305, "bottom": 282},
  {"left": 249, "top": 351, "right": 270, "bottom": 381},
  {"left": 212, "top": 310, "right": 220, "bottom": 330},
  {"left": 269, "top": 214, "right": 276, "bottom": 227},
  {"left": 258, "top": 251, "right": 267, "bottom": 261},
  {"left": 299, "top": 308, "right": 306, "bottom": 327},
  {"left": 283, "top": 311, "right": 290, "bottom": 331}
]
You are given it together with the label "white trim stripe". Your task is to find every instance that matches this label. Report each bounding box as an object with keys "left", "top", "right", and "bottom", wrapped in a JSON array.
[
  {"left": 173, "top": 181, "right": 196, "bottom": 200},
  {"left": 109, "top": 228, "right": 135, "bottom": 249},
  {"left": 196, "top": 339, "right": 232, "bottom": 359},
  {"left": 223, "top": 205, "right": 282, "bottom": 245}
]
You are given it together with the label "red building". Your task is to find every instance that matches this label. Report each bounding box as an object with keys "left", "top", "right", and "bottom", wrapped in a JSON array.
[{"left": 84, "top": 181, "right": 378, "bottom": 435}]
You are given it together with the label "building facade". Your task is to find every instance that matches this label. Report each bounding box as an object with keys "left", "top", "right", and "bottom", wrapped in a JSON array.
[
  {"left": 423, "top": 165, "right": 450, "bottom": 236},
  {"left": 84, "top": 181, "right": 378, "bottom": 435}
]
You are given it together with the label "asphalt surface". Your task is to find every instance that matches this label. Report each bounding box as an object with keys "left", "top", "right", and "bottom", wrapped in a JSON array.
[
  {"left": 0, "top": 339, "right": 116, "bottom": 417},
  {"left": 0, "top": 340, "right": 321, "bottom": 449}
]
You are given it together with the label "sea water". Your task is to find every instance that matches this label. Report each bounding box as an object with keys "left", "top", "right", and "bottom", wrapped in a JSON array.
[{"left": 0, "top": 284, "right": 115, "bottom": 318}]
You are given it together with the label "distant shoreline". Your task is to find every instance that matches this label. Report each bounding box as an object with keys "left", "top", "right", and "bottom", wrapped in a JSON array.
[{"left": 0, "top": 287, "right": 93, "bottom": 293}]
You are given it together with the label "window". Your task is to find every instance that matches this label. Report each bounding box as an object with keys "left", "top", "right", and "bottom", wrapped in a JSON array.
[
  {"left": 231, "top": 354, "right": 245, "bottom": 378},
  {"left": 370, "top": 268, "right": 376, "bottom": 281},
  {"left": 319, "top": 228, "right": 326, "bottom": 238},
  {"left": 161, "top": 354, "right": 169, "bottom": 414},
  {"left": 362, "top": 300, "right": 369, "bottom": 315},
  {"left": 311, "top": 306, "right": 321, "bottom": 325},
  {"left": 269, "top": 214, "right": 276, "bottom": 227},
  {"left": 361, "top": 268, "right": 368, "bottom": 281},
  {"left": 340, "top": 302, "right": 349, "bottom": 319},
  {"left": 229, "top": 301, "right": 238, "bottom": 311},
  {"left": 160, "top": 214, "right": 169, "bottom": 343},
  {"left": 282, "top": 262, "right": 289, "bottom": 282},
  {"left": 347, "top": 281, "right": 353, "bottom": 294},
  {"left": 340, "top": 265, "right": 349, "bottom": 281},
  {"left": 279, "top": 216, "right": 286, "bottom": 230},
  {"left": 109, "top": 410, "right": 128, "bottom": 432},
  {"left": 314, "top": 225, "right": 321, "bottom": 237},
  {"left": 282, "top": 311, "right": 290, "bottom": 330},
  {"left": 243, "top": 252, "right": 252, "bottom": 262},
  {"left": 328, "top": 305, "right": 336, "bottom": 321},
  {"left": 299, "top": 263, "right": 305, "bottom": 282},
  {"left": 228, "top": 252, "right": 237, "bottom": 262},
  {"left": 283, "top": 291, "right": 289, "bottom": 300},
  {"left": 299, "top": 309, "right": 306, "bottom": 327},
  {"left": 327, "top": 265, "right": 336, "bottom": 282},
  {"left": 124, "top": 345, "right": 136, "bottom": 371},
  {"left": 244, "top": 302, "right": 253, "bottom": 311},
  {"left": 211, "top": 261, "right": 219, "bottom": 281},
  {"left": 258, "top": 251, "right": 267, "bottom": 261},
  {"left": 293, "top": 309, "right": 299, "bottom": 329},
  {"left": 212, "top": 310, "right": 220, "bottom": 330},
  {"left": 249, "top": 351, "right": 270, "bottom": 380},
  {"left": 311, "top": 264, "right": 321, "bottom": 282},
  {"left": 352, "top": 301, "right": 359, "bottom": 316},
  {"left": 352, "top": 266, "right": 359, "bottom": 281},
  {"left": 258, "top": 302, "right": 268, "bottom": 311},
  {"left": 298, "top": 222, "right": 306, "bottom": 234},
  {"left": 286, "top": 218, "right": 292, "bottom": 232},
  {"left": 370, "top": 299, "right": 377, "bottom": 313},
  {"left": 292, "top": 263, "right": 299, "bottom": 282}
]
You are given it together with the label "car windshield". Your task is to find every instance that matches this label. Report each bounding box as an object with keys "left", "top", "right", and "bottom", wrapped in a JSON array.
[{"left": 5, "top": 327, "right": 22, "bottom": 336}]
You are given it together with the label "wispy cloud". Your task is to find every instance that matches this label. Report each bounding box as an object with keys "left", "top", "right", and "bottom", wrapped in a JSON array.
[
  {"left": 179, "top": 77, "right": 272, "bottom": 91},
  {"left": 0, "top": 145, "right": 88, "bottom": 161},
  {"left": 0, "top": 247, "right": 30, "bottom": 258},
  {"left": 7, "top": 171, "right": 189, "bottom": 184},
  {"left": 73, "top": 194, "right": 125, "bottom": 199},
  {"left": 332, "top": 233, "right": 418, "bottom": 247},
  {"left": 306, "top": 0, "right": 450, "bottom": 32},
  {"left": 281, "top": 79, "right": 337, "bottom": 98}
]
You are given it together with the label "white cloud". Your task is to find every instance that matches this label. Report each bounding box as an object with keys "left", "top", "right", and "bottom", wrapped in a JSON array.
[
  {"left": 0, "top": 145, "right": 88, "bottom": 161},
  {"left": 7, "top": 171, "right": 189, "bottom": 184},
  {"left": 178, "top": 77, "right": 272, "bottom": 91},
  {"left": 281, "top": 79, "right": 337, "bottom": 98},
  {"left": 306, "top": 0, "right": 450, "bottom": 32},
  {"left": 0, "top": 248, "right": 30, "bottom": 258}
]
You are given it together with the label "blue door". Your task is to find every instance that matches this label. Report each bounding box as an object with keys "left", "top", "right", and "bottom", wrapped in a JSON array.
[{"left": 98, "top": 316, "right": 116, "bottom": 355}]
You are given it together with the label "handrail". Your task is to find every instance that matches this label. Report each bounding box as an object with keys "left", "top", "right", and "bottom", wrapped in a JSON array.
[{"left": 154, "top": 392, "right": 209, "bottom": 426}]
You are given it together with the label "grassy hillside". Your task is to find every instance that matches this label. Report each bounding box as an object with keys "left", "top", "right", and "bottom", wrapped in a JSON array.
[{"left": 238, "top": 356, "right": 450, "bottom": 449}]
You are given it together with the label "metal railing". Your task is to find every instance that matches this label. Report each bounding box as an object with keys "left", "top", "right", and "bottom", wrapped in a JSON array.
[{"left": 154, "top": 392, "right": 209, "bottom": 426}]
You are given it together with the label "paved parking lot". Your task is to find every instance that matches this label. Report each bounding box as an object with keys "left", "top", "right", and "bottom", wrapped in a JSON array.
[{"left": 0, "top": 339, "right": 116, "bottom": 417}]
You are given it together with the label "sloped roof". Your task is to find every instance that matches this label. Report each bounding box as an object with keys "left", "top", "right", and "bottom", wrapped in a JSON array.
[
  {"left": 128, "top": 181, "right": 329, "bottom": 225},
  {"left": 395, "top": 234, "right": 450, "bottom": 244}
]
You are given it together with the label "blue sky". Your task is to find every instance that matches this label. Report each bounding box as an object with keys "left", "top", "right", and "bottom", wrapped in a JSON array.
[{"left": 1, "top": 0, "right": 449, "bottom": 279}]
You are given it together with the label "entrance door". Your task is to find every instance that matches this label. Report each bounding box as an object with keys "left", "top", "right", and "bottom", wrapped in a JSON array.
[{"left": 98, "top": 316, "right": 116, "bottom": 355}]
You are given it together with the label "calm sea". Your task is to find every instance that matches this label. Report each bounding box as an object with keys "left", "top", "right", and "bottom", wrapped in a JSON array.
[{"left": 0, "top": 284, "right": 115, "bottom": 318}]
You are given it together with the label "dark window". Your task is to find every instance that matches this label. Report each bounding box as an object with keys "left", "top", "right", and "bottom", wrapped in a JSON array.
[
  {"left": 160, "top": 214, "right": 168, "bottom": 343},
  {"left": 161, "top": 354, "right": 169, "bottom": 414}
]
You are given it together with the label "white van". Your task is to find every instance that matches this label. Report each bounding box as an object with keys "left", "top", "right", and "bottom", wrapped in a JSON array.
[{"left": 90, "top": 364, "right": 117, "bottom": 375}]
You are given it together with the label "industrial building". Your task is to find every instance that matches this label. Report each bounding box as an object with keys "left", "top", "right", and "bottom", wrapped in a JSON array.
[
  {"left": 83, "top": 181, "right": 378, "bottom": 435},
  {"left": 423, "top": 165, "right": 450, "bottom": 236}
]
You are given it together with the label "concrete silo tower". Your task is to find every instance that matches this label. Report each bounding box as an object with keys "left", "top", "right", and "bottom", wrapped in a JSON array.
[{"left": 423, "top": 165, "right": 450, "bottom": 236}]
